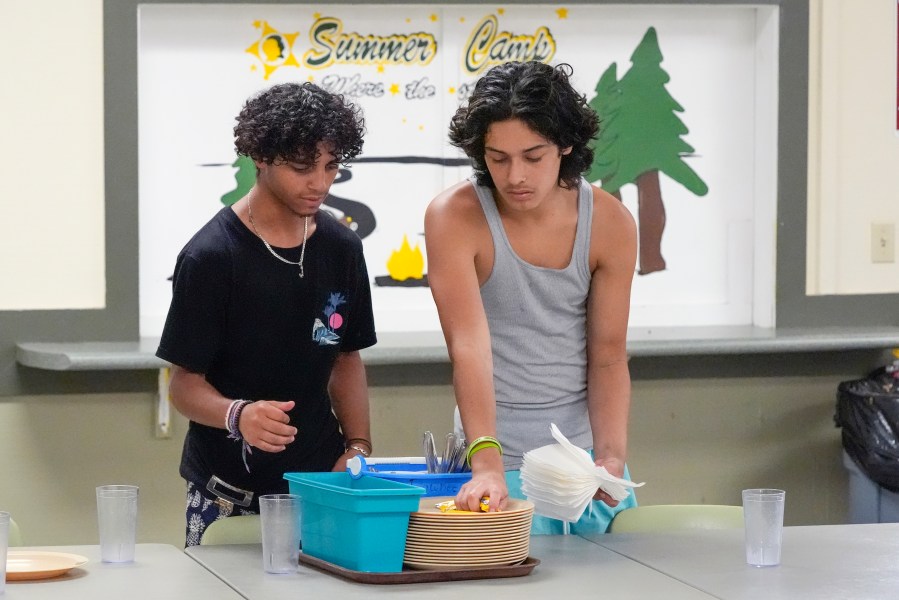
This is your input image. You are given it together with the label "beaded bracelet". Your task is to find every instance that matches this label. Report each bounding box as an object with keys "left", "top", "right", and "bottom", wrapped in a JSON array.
[
  {"left": 225, "top": 399, "right": 240, "bottom": 432},
  {"left": 225, "top": 400, "right": 253, "bottom": 472},
  {"left": 465, "top": 435, "right": 503, "bottom": 467},
  {"left": 226, "top": 400, "right": 250, "bottom": 438}
]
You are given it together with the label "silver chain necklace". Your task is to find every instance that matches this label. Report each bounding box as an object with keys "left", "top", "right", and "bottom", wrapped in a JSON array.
[{"left": 247, "top": 195, "right": 309, "bottom": 278}]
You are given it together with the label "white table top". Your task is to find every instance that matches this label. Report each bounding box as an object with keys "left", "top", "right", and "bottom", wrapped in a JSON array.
[
  {"left": 186, "top": 535, "right": 716, "bottom": 598},
  {"left": 3, "top": 543, "right": 243, "bottom": 600},
  {"left": 584, "top": 523, "right": 899, "bottom": 600}
]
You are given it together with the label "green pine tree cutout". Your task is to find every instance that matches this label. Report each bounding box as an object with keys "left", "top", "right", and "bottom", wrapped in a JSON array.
[
  {"left": 587, "top": 27, "right": 708, "bottom": 275},
  {"left": 588, "top": 63, "right": 623, "bottom": 199},
  {"left": 221, "top": 155, "right": 256, "bottom": 206}
]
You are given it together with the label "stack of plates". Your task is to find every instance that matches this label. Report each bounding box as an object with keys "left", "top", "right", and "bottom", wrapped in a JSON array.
[{"left": 403, "top": 497, "right": 534, "bottom": 570}]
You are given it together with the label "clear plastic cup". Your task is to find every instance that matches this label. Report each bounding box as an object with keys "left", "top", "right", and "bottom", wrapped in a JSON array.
[
  {"left": 742, "top": 488, "right": 785, "bottom": 567},
  {"left": 96, "top": 485, "right": 139, "bottom": 563},
  {"left": 260, "top": 494, "right": 301, "bottom": 574}
]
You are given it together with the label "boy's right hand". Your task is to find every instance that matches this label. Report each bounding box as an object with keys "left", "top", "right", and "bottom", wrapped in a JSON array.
[{"left": 239, "top": 400, "right": 297, "bottom": 452}]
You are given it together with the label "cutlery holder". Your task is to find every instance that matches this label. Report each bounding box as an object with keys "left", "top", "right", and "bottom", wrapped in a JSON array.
[{"left": 347, "top": 457, "right": 472, "bottom": 497}]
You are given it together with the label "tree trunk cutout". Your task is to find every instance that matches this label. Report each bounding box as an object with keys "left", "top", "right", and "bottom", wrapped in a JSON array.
[{"left": 636, "top": 170, "right": 665, "bottom": 274}]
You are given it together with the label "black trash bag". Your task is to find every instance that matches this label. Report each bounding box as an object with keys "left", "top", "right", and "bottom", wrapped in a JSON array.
[{"left": 835, "top": 367, "right": 899, "bottom": 493}]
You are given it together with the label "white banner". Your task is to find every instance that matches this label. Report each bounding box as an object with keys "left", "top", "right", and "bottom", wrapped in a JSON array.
[{"left": 138, "top": 4, "right": 774, "bottom": 336}]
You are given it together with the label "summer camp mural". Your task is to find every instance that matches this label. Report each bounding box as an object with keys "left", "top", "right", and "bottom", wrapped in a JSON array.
[{"left": 139, "top": 5, "right": 775, "bottom": 335}]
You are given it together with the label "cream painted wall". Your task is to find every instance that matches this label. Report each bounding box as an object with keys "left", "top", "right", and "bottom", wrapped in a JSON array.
[
  {"left": 627, "top": 376, "right": 849, "bottom": 522},
  {"left": 0, "top": 0, "right": 105, "bottom": 310},
  {"left": 0, "top": 386, "right": 456, "bottom": 546},
  {"left": 0, "top": 392, "right": 188, "bottom": 546},
  {"left": 0, "top": 377, "right": 851, "bottom": 547},
  {"left": 807, "top": 0, "right": 899, "bottom": 294}
]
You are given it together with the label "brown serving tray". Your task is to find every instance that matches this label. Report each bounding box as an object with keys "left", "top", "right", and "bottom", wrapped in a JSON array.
[{"left": 297, "top": 554, "right": 540, "bottom": 584}]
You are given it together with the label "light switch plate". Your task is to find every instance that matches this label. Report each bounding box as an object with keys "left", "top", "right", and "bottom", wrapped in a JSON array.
[{"left": 871, "top": 223, "right": 896, "bottom": 263}]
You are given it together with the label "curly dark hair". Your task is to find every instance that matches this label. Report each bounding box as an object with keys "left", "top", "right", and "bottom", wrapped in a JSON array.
[
  {"left": 449, "top": 61, "right": 598, "bottom": 190},
  {"left": 234, "top": 82, "right": 365, "bottom": 167}
]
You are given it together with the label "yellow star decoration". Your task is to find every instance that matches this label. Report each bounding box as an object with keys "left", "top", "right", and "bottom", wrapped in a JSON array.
[
  {"left": 497, "top": 8, "right": 505, "bottom": 15},
  {"left": 389, "top": 83, "right": 401, "bottom": 96},
  {"left": 429, "top": 14, "right": 438, "bottom": 22},
  {"left": 245, "top": 21, "right": 300, "bottom": 80},
  {"left": 556, "top": 8, "right": 569, "bottom": 19},
  {"left": 406, "top": 18, "right": 411, "bottom": 24},
  {"left": 459, "top": 17, "right": 466, "bottom": 23},
  {"left": 448, "top": 86, "right": 456, "bottom": 94},
  {"left": 313, "top": 12, "right": 321, "bottom": 19},
  {"left": 377, "top": 64, "right": 385, "bottom": 73},
  {"left": 418, "top": 125, "right": 425, "bottom": 131}
]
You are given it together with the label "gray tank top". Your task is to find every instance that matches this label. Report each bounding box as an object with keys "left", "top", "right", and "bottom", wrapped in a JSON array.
[{"left": 472, "top": 176, "right": 594, "bottom": 469}]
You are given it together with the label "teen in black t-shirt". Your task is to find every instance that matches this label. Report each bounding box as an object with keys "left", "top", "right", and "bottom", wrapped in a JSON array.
[{"left": 156, "top": 82, "right": 376, "bottom": 546}]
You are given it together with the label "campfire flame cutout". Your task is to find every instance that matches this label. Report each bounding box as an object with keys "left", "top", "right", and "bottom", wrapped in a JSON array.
[{"left": 374, "top": 235, "right": 429, "bottom": 287}]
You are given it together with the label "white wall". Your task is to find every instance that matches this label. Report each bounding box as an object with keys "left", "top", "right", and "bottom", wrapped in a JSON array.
[
  {"left": 5, "top": 1, "right": 895, "bottom": 306},
  {"left": 0, "top": 0, "right": 899, "bottom": 310},
  {"left": 0, "top": 0, "right": 105, "bottom": 310},
  {"left": 807, "top": 0, "right": 899, "bottom": 295}
]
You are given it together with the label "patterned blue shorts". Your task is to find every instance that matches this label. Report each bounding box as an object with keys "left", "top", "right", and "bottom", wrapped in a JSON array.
[{"left": 184, "top": 481, "right": 257, "bottom": 547}]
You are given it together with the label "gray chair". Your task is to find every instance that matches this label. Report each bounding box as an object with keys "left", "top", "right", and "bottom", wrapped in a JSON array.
[
  {"left": 200, "top": 514, "right": 262, "bottom": 545},
  {"left": 609, "top": 504, "right": 743, "bottom": 533}
]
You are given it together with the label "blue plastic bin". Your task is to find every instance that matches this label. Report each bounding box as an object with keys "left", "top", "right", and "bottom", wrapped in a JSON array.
[
  {"left": 283, "top": 471, "right": 425, "bottom": 572},
  {"left": 347, "top": 457, "right": 472, "bottom": 497}
]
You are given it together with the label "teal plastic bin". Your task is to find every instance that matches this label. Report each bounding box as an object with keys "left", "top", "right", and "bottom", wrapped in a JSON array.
[{"left": 283, "top": 471, "right": 425, "bottom": 573}]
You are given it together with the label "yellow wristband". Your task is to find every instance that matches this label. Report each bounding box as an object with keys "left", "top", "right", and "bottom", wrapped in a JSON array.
[{"left": 466, "top": 436, "right": 503, "bottom": 467}]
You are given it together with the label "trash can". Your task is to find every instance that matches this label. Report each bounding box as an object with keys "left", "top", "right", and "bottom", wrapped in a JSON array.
[
  {"left": 835, "top": 366, "right": 899, "bottom": 523},
  {"left": 841, "top": 449, "right": 899, "bottom": 523}
]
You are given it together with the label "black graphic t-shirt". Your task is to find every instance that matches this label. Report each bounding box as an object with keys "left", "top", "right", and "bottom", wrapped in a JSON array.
[{"left": 157, "top": 207, "right": 377, "bottom": 504}]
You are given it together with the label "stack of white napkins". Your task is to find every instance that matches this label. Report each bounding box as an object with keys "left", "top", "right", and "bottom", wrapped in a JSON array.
[{"left": 521, "top": 423, "right": 645, "bottom": 522}]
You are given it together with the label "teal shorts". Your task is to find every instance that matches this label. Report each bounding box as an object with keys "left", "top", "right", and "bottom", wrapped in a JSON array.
[{"left": 505, "top": 461, "right": 638, "bottom": 535}]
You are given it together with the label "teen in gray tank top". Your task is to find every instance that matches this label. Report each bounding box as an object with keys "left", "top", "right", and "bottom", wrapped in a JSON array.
[
  {"left": 427, "top": 61, "right": 638, "bottom": 530},
  {"left": 472, "top": 176, "right": 594, "bottom": 469}
]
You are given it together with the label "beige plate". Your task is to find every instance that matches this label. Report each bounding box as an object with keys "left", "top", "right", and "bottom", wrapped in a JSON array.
[
  {"left": 404, "top": 542, "right": 530, "bottom": 559},
  {"left": 407, "top": 529, "right": 531, "bottom": 543},
  {"left": 410, "top": 511, "right": 534, "bottom": 523},
  {"left": 412, "top": 497, "right": 535, "bottom": 519},
  {"left": 404, "top": 549, "right": 530, "bottom": 563},
  {"left": 409, "top": 519, "right": 531, "bottom": 537},
  {"left": 404, "top": 547, "right": 531, "bottom": 558},
  {"left": 6, "top": 551, "right": 89, "bottom": 581},
  {"left": 405, "top": 535, "right": 531, "bottom": 549},
  {"left": 404, "top": 551, "right": 530, "bottom": 570},
  {"left": 405, "top": 531, "right": 531, "bottom": 545}
]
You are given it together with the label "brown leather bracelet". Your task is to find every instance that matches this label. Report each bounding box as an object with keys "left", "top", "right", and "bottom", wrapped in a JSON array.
[{"left": 345, "top": 437, "right": 372, "bottom": 452}]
